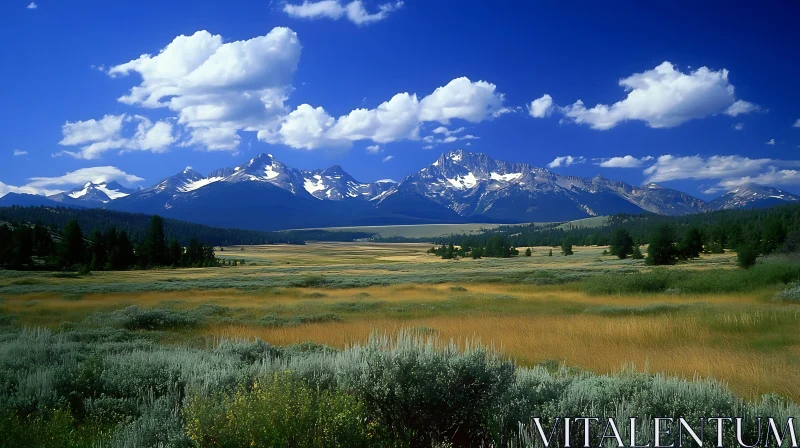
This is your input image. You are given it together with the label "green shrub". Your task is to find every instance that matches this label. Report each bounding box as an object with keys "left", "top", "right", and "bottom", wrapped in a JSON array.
[
  {"left": 331, "top": 301, "right": 384, "bottom": 312},
  {"left": 773, "top": 283, "right": 800, "bottom": 303},
  {"left": 183, "top": 374, "right": 372, "bottom": 447},
  {"left": 584, "top": 269, "right": 682, "bottom": 294},
  {"left": 0, "top": 407, "right": 98, "bottom": 448},
  {"left": 584, "top": 261, "right": 800, "bottom": 295},
  {"left": 260, "top": 313, "right": 342, "bottom": 327},
  {"left": 9, "top": 278, "right": 45, "bottom": 286},
  {"left": 291, "top": 275, "right": 328, "bottom": 287},
  {"left": 737, "top": 246, "right": 759, "bottom": 269},
  {"left": 583, "top": 303, "right": 687, "bottom": 316},
  {"left": 112, "top": 306, "right": 199, "bottom": 331},
  {"left": 302, "top": 292, "right": 328, "bottom": 299},
  {"left": 342, "top": 337, "right": 516, "bottom": 446}
]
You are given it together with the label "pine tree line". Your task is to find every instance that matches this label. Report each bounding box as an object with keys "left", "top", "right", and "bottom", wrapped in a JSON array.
[
  {"left": 1, "top": 215, "right": 217, "bottom": 270},
  {"left": 427, "top": 235, "right": 520, "bottom": 259},
  {"left": 0, "top": 206, "right": 306, "bottom": 246},
  {"left": 417, "top": 204, "right": 800, "bottom": 259}
]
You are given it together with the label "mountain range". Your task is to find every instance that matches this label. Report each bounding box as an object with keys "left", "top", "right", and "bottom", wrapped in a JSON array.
[{"left": 2, "top": 150, "right": 798, "bottom": 231}]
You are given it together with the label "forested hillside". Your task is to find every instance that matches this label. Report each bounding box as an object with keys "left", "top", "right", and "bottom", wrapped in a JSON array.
[
  {"left": 404, "top": 203, "right": 800, "bottom": 255},
  {"left": 0, "top": 206, "right": 305, "bottom": 246}
]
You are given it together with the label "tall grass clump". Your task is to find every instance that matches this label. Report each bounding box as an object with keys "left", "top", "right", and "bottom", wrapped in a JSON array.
[
  {"left": 183, "top": 373, "right": 371, "bottom": 447},
  {"left": 584, "top": 259, "right": 800, "bottom": 295},
  {"left": 583, "top": 302, "right": 688, "bottom": 316},
  {"left": 108, "top": 306, "right": 200, "bottom": 331}
]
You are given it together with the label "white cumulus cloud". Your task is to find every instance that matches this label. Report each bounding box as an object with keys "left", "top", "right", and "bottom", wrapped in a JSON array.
[
  {"left": 794, "top": 119, "right": 800, "bottom": 128},
  {"left": 56, "top": 114, "right": 175, "bottom": 159},
  {"left": 547, "top": 155, "right": 585, "bottom": 168},
  {"left": 283, "top": 0, "right": 403, "bottom": 25},
  {"left": 13, "top": 150, "right": 28, "bottom": 156},
  {"left": 66, "top": 29, "right": 508, "bottom": 154},
  {"left": 382, "top": 155, "right": 394, "bottom": 162},
  {"left": 107, "top": 28, "right": 301, "bottom": 151},
  {"left": 26, "top": 2, "right": 37, "bottom": 9},
  {"left": 272, "top": 77, "right": 505, "bottom": 150},
  {"left": 0, "top": 166, "right": 145, "bottom": 198},
  {"left": 418, "top": 77, "right": 505, "bottom": 124},
  {"left": 365, "top": 144, "right": 381, "bottom": 153},
  {"left": 27, "top": 166, "right": 144, "bottom": 189},
  {"left": 641, "top": 154, "right": 800, "bottom": 193},
  {"left": 558, "top": 62, "right": 757, "bottom": 130},
  {"left": 527, "top": 94, "right": 554, "bottom": 118},
  {"left": 733, "top": 122, "right": 744, "bottom": 131},
  {"left": 0, "top": 182, "right": 57, "bottom": 198},
  {"left": 725, "top": 100, "right": 759, "bottom": 117},
  {"left": 712, "top": 168, "right": 800, "bottom": 192},
  {"left": 422, "top": 126, "right": 478, "bottom": 147},
  {"left": 766, "top": 138, "right": 775, "bottom": 145},
  {"left": 596, "top": 155, "right": 653, "bottom": 168}
]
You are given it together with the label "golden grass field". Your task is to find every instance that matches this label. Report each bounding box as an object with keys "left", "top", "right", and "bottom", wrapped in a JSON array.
[{"left": 1, "top": 243, "right": 798, "bottom": 402}]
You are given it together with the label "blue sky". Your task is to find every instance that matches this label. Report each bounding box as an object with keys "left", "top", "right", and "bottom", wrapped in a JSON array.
[{"left": 2, "top": 1, "right": 799, "bottom": 198}]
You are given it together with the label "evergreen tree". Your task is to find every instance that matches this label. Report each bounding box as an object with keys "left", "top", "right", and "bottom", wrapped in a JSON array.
[
  {"left": 89, "top": 230, "right": 106, "bottom": 270},
  {"left": 780, "top": 231, "right": 800, "bottom": 254},
  {"left": 709, "top": 241, "right": 725, "bottom": 254},
  {"left": 11, "top": 225, "right": 33, "bottom": 266},
  {"left": 144, "top": 215, "right": 168, "bottom": 266},
  {"left": 548, "top": 249, "right": 552, "bottom": 257},
  {"left": 186, "top": 238, "right": 204, "bottom": 266},
  {"left": 0, "top": 224, "right": 13, "bottom": 265},
  {"left": 524, "top": 247, "right": 532, "bottom": 257},
  {"left": 610, "top": 228, "right": 634, "bottom": 259},
  {"left": 115, "top": 230, "right": 136, "bottom": 269},
  {"left": 680, "top": 226, "right": 704, "bottom": 259},
  {"left": 645, "top": 224, "right": 678, "bottom": 266},
  {"left": 168, "top": 239, "right": 183, "bottom": 266},
  {"left": 59, "top": 220, "right": 86, "bottom": 267},
  {"left": 761, "top": 217, "right": 786, "bottom": 254},
  {"left": 561, "top": 238, "right": 573, "bottom": 256},
  {"left": 32, "top": 224, "right": 55, "bottom": 261},
  {"left": 631, "top": 245, "right": 644, "bottom": 260},
  {"left": 736, "top": 245, "right": 758, "bottom": 269}
]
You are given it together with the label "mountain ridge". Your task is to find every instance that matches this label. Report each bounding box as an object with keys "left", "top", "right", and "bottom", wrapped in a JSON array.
[{"left": 3, "top": 150, "right": 798, "bottom": 230}]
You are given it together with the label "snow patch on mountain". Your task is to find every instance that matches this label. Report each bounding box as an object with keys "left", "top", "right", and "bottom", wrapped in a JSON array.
[
  {"left": 68, "top": 184, "right": 92, "bottom": 199},
  {"left": 446, "top": 173, "right": 478, "bottom": 189},
  {"left": 490, "top": 172, "right": 522, "bottom": 182},
  {"left": 179, "top": 176, "right": 224, "bottom": 192}
]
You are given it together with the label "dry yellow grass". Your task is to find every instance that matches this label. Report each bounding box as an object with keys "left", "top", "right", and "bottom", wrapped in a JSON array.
[
  {"left": 2, "top": 243, "right": 794, "bottom": 402},
  {"left": 207, "top": 311, "right": 800, "bottom": 402}
]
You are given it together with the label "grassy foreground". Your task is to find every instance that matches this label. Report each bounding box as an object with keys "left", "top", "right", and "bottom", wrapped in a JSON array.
[{"left": 0, "top": 243, "right": 799, "bottom": 446}]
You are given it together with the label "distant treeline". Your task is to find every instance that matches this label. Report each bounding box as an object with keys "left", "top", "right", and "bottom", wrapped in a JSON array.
[
  {"left": 279, "top": 229, "right": 377, "bottom": 242},
  {"left": 0, "top": 206, "right": 307, "bottom": 246},
  {"left": 386, "top": 203, "right": 800, "bottom": 254},
  {"left": 428, "top": 234, "right": 519, "bottom": 259},
  {"left": 0, "top": 215, "right": 218, "bottom": 271}
]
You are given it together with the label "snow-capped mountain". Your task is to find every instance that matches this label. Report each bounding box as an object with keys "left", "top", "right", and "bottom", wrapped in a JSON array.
[
  {"left": 48, "top": 181, "right": 137, "bottom": 206},
  {"left": 708, "top": 183, "right": 800, "bottom": 210},
  {"left": 4, "top": 150, "right": 799, "bottom": 231},
  {"left": 374, "top": 150, "right": 708, "bottom": 222},
  {"left": 112, "top": 154, "right": 395, "bottom": 209},
  {"left": 105, "top": 154, "right": 400, "bottom": 229}
]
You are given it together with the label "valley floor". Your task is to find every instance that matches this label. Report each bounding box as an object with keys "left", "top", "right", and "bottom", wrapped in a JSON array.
[{"left": 2, "top": 243, "right": 798, "bottom": 402}]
